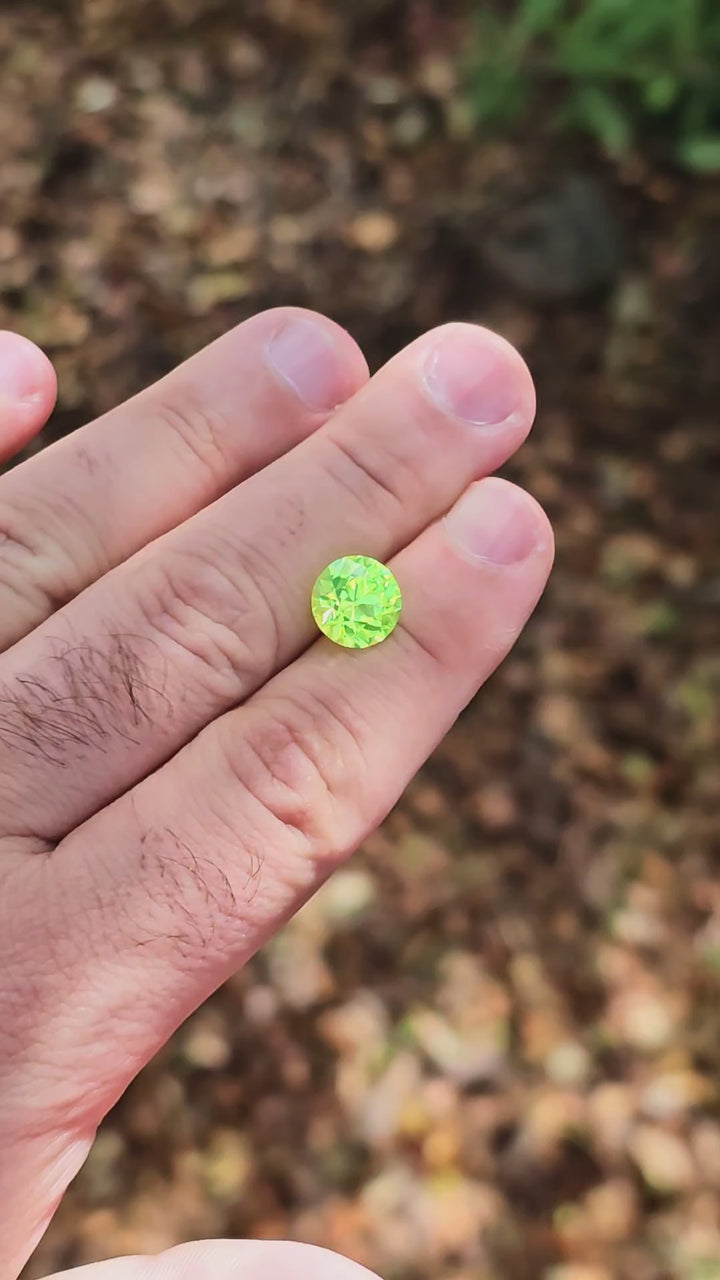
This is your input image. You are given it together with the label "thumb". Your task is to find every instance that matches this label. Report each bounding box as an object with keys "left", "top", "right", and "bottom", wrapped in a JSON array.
[{"left": 45, "top": 1240, "right": 382, "bottom": 1280}]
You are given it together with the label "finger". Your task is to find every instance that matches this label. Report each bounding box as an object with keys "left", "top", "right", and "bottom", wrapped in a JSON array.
[
  {"left": 0, "top": 331, "right": 56, "bottom": 464},
  {"left": 46, "top": 1240, "right": 381, "bottom": 1280},
  {"left": 0, "top": 325, "right": 535, "bottom": 840},
  {"left": 0, "top": 308, "right": 368, "bottom": 648},
  {"left": 16, "top": 479, "right": 551, "bottom": 1147}
]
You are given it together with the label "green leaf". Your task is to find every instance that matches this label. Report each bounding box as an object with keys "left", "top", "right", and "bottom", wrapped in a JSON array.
[
  {"left": 572, "top": 85, "right": 633, "bottom": 155},
  {"left": 516, "top": 0, "right": 565, "bottom": 39},
  {"left": 464, "top": 0, "right": 720, "bottom": 163},
  {"left": 643, "top": 73, "right": 679, "bottom": 112},
  {"left": 678, "top": 134, "right": 720, "bottom": 171},
  {"left": 468, "top": 62, "right": 527, "bottom": 125}
]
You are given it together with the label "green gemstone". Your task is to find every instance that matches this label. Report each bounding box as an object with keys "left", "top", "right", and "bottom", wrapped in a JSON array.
[{"left": 311, "top": 555, "right": 402, "bottom": 649}]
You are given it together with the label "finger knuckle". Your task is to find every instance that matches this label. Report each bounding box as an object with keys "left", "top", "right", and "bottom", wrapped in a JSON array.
[
  {"left": 152, "top": 392, "right": 234, "bottom": 487},
  {"left": 217, "top": 687, "right": 369, "bottom": 865},
  {"left": 0, "top": 503, "right": 73, "bottom": 628},
  {"left": 136, "top": 541, "right": 280, "bottom": 702},
  {"left": 321, "top": 433, "right": 408, "bottom": 519}
]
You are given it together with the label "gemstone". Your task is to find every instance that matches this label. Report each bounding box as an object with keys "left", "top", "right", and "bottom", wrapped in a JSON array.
[{"left": 311, "top": 555, "right": 402, "bottom": 649}]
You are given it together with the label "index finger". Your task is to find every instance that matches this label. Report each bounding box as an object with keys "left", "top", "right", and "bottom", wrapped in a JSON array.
[{"left": 0, "top": 309, "right": 367, "bottom": 648}]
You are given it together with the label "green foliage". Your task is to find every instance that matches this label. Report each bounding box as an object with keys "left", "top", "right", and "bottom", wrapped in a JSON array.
[{"left": 466, "top": 0, "right": 720, "bottom": 170}]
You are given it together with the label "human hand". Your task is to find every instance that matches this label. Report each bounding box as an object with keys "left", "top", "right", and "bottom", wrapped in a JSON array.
[{"left": 0, "top": 311, "right": 552, "bottom": 1280}]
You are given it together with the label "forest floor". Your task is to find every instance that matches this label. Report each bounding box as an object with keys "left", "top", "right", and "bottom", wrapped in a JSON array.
[{"left": 3, "top": 3, "right": 719, "bottom": 1279}]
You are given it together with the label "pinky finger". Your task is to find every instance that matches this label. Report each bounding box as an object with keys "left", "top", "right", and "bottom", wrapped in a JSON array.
[{"left": 0, "top": 331, "right": 57, "bottom": 464}]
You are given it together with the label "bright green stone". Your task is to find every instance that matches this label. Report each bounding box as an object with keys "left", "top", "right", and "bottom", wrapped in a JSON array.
[{"left": 311, "top": 555, "right": 402, "bottom": 649}]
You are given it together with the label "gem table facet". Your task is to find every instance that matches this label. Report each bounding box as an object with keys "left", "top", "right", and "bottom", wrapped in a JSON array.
[{"left": 311, "top": 555, "right": 402, "bottom": 649}]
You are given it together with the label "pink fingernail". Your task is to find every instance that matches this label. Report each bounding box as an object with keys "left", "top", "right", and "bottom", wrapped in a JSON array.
[
  {"left": 423, "top": 328, "right": 526, "bottom": 426},
  {"left": 0, "top": 331, "right": 46, "bottom": 405},
  {"left": 266, "top": 318, "right": 349, "bottom": 412},
  {"left": 444, "top": 478, "right": 541, "bottom": 565}
]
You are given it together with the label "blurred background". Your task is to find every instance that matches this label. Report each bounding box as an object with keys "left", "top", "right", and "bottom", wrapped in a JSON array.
[{"left": 3, "top": 2, "right": 718, "bottom": 1278}]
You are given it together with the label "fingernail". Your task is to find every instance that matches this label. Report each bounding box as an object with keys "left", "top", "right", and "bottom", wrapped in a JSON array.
[
  {"left": 0, "top": 331, "right": 46, "bottom": 405},
  {"left": 444, "top": 478, "right": 540, "bottom": 565},
  {"left": 423, "top": 329, "right": 525, "bottom": 426},
  {"left": 266, "top": 318, "right": 348, "bottom": 412}
]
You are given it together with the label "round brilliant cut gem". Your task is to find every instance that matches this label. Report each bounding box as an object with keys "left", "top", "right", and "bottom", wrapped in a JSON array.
[{"left": 311, "top": 555, "right": 402, "bottom": 649}]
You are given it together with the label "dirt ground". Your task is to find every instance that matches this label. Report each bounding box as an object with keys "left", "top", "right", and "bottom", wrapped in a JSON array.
[{"left": 3, "top": 3, "right": 719, "bottom": 1279}]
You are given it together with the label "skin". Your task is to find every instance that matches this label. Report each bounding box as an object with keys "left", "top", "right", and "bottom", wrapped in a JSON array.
[{"left": 0, "top": 310, "right": 553, "bottom": 1280}]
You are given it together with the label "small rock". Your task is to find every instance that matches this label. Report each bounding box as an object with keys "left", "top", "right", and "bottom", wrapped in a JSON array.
[
  {"left": 612, "top": 273, "right": 656, "bottom": 326},
  {"left": 266, "top": 931, "right": 334, "bottom": 1009},
  {"left": 24, "top": 300, "right": 90, "bottom": 348},
  {"left": 0, "top": 227, "right": 20, "bottom": 261},
  {"left": 346, "top": 211, "right": 399, "bottom": 254},
  {"left": 409, "top": 1008, "right": 505, "bottom": 1084},
  {"left": 398, "top": 1077, "right": 459, "bottom": 1140},
  {"left": 225, "top": 34, "right": 265, "bottom": 77},
  {"left": 417, "top": 55, "right": 456, "bottom": 99},
  {"left": 692, "top": 1121, "right": 720, "bottom": 1186},
  {"left": 129, "top": 173, "right": 176, "bottom": 216},
  {"left": 360, "top": 1162, "right": 427, "bottom": 1260},
  {"left": 419, "top": 1175, "right": 504, "bottom": 1255},
  {"left": 609, "top": 989, "right": 678, "bottom": 1053},
  {"left": 544, "top": 1040, "right": 592, "bottom": 1087},
  {"left": 315, "top": 869, "right": 376, "bottom": 926},
  {"left": 242, "top": 983, "right": 278, "bottom": 1026},
  {"left": 536, "top": 692, "right": 585, "bottom": 747},
  {"left": 181, "top": 1010, "right": 231, "bottom": 1070},
  {"left": 520, "top": 1088, "right": 587, "bottom": 1159},
  {"left": 588, "top": 1082, "right": 636, "bottom": 1158},
  {"left": 612, "top": 905, "right": 665, "bottom": 947},
  {"left": 359, "top": 1051, "right": 422, "bottom": 1146},
  {"left": 319, "top": 990, "right": 390, "bottom": 1059},
  {"left": 422, "top": 1122, "right": 462, "bottom": 1170},
  {"left": 364, "top": 75, "right": 403, "bottom": 106},
  {"left": 601, "top": 532, "right": 663, "bottom": 587},
  {"left": 629, "top": 1124, "right": 696, "bottom": 1194},
  {"left": 205, "top": 224, "right": 259, "bottom": 266},
  {"left": 471, "top": 781, "right": 517, "bottom": 831},
  {"left": 269, "top": 214, "right": 315, "bottom": 247},
  {"left": 409, "top": 781, "right": 447, "bottom": 820},
  {"left": 225, "top": 101, "right": 268, "bottom": 148},
  {"left": 640, "top": 1071, "right": 713, "bottom": 1120},
  {"left": 583, "top": 1178, "right": 638, "bottom": 1243},
  {"left": 75, "top": 75, "right": 118, "bottom": 113},
  {"left": 201, "top": 1129, "right": 251, "bottom": 1203},
  {"left": 188, "top": 270, "right": 253, "bottom": 313},
  {"left": 392, "top": 106, "right": 428, "bottom": 149}
]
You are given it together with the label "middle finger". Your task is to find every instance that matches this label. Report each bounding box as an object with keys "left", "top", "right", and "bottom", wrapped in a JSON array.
[{"left": 0, "top": 323, "right": 534, "bottom": 842}]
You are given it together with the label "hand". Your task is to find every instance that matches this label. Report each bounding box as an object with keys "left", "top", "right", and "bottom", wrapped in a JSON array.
[{"left": 0, "top": 311, "right": 552, "bottom": 1280}]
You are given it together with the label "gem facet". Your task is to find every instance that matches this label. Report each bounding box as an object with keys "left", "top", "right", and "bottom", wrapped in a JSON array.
[{"left": 311, "top": 555, "right": 402, "bottom": 649}]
